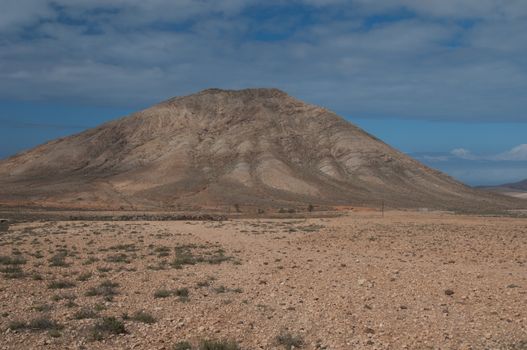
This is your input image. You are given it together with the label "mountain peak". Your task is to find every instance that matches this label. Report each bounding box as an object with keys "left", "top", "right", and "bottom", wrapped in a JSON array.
[{"left": 197, "top": 87, "right": 289, "bottom": 97}]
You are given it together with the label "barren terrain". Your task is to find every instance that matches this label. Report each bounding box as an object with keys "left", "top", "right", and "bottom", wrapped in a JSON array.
[{"left": 1, "top": 211, "right": 526, "bottom": 349}]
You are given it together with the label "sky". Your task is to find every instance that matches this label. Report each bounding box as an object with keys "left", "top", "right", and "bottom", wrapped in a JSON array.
[{"left": 0, "top": 0, "right": 526, "bottom": 186}]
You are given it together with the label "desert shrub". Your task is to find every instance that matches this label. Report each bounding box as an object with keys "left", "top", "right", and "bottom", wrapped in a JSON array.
[
  {"left": 28, "top": 317, "right": 63, "bottom": 331},
  {"left": 49, "top": 252, "right": 69, "bottom": 267},
  {"left": 214, "top": 285, "right": 226, "bottom": 294},
  {"left": 204, "top": 250, "right": 231, "bottom": 265},
  {"left": 154, "top": 289, "right": 172, "bottom": 298},
  {"left": 83, "top": 257, "right": 99, "bottom": 265},
  {"left": 105, "top": 253, "right": 131, "bottom": 264},
  {"left": 0, "top": 265, "right": 25, "bottom": 279},
  {"left": 8, "top": 320, "right": 27, "bottom": 330},
  {"left": 77, "top": 272, "right": 92, "bottom": 281},
  {"left": 65, "top": 299, "right": 77, "bottom": 308},
  {"left": 175, "top": 288, "right": 189, "bottom": 298},
  {"left": 174, "top": 341, "right": 192, "bottom": 350},
  {"left": 199, "top": 339, "right": 240, "bottom": 350},
  {"left": 86, "top": 280, "right": 119, "bottom": 300},
  {"left": 33, "top": 304, "right": 53, "bottom": 312},
  {"left": 48, "top": 280, "right": 76, "bottom": 289},
  {"left": 48, "top": 329, "right": 62, "bottom": 338},
  {"left": 51, "top": 292, "right": 76, "bottom": 301},
  {"left": 31, "top": 273, "right": 44, "bottom": 280},
  {"left": 132, "top": 310, "right": 156, "bottom": 324},
  {"left": 94, "top": 303, "right": 106, "bottom": 312},
  {"left": 196, "top": 280, "right": 210, "bottom": 288},
  {"left": 276, "top": 331, "right": 303, "bottom": 349},
  {"left": 74, "top": 307, "right": 98, "bottom": 319},
  {"left": 96, "top": 266, "right": 112, "bottom": 272},
  {"left": 9, "top": 317, "right": 63, "bottom": 332},
  {"left": 91, "top": 317, "right": 126, "bottom": 340},
  {"left": 171, "top": 248, "right": 196, "bottom": 269},
  {"left": 154, "top": 246, "right": 171, "bottom": 257},
  {"left": 175, "top": 288, "right": 189, "bottom": 301},
  {"left": 109, "top": 244, "right": 137, "bottom": 252},
  {"left": 0, "top": 255, "right": 26, "bottom": 265}
]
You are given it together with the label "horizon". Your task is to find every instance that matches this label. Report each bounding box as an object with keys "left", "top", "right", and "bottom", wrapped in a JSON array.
[{"left": 1, "top": 1, "right": 526, "bottom": 186}]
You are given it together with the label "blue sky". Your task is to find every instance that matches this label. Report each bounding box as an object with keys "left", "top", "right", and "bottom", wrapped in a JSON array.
[{"left": 0, "top": 0, "right": 526, "bottom": 186}]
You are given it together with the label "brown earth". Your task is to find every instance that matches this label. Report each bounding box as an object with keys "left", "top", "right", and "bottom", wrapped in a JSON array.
[
  {"left": 1, "top": 211, "right": 526, "bottom": 349},
  {"left": 0, "top": 88, "right": 524, "bottom": 211}
]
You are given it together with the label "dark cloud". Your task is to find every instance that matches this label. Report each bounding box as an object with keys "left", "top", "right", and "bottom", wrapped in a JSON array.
[{"left": 1, "top": 0, "right": 526, "bottom": 121}]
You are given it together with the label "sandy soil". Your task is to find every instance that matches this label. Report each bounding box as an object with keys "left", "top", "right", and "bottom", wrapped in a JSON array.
[
  {"left": 0, "top": 211, "right": 526, "bottom": 349},
  {"left": 503, "top": 192, "right": 527, "bottom": 200}
]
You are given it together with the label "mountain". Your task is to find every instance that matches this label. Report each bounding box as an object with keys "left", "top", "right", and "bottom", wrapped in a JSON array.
[
  {"left": 504, "top": 179, "right": 527, "bottom": 191},
  {"left": 0, "top": 88, "right": 523, "bottom": 211},
  {"left": 480, "top": 179, "right": 527, "bottom": 200}
]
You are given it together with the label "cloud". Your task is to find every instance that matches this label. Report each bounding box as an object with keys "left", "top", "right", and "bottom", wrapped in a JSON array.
[
  {"left": 494, "top": 144, "right": 527, "bottom": 161},
  {"left": 413, "top": 144, "right": 527, "bottom": 185},
  {"left": 0, "top": 1, "right": 526, "bottom": 121},
  {"left": 413, "top": 144, "right": 527, "bottom": 162},
  {"left": 426, "top": 144, "right": 527, "bottom": 162},
  {"left": 451, "top": 148, "right": 476, "bottom": 160}
]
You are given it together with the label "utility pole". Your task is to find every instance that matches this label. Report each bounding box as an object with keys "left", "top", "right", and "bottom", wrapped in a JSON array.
[{"left": 381, "top": 200, "right": 384, "bottom": 218}]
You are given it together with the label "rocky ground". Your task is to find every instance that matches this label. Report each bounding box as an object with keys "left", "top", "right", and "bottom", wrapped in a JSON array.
[{"left": 0, "top": 211, "right": 526, "bottom": 349}]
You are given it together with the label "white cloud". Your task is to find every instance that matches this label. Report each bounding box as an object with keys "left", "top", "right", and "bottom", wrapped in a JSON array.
[
  {"left": 415, "top": 144, "right": 527, "bottom": 185},
  {"left": 494, "top": 144, "right": 527, "bottom": 161},
  {"left": 351, "top": 0, "right": 527, "bottom": 20},
  {"left": 0, "top": 1, "right": 526, "bottom": 121},
  {"left": 451, "top": 148, "right": 476, "bottom": 160},
  {"left": 446, "top": 145, "right": 527, "bottom": 161}
]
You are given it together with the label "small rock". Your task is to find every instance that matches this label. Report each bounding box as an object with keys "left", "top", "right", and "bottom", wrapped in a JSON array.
[{"left": 358, "top": 278, "right": 367, "bottom": 286}]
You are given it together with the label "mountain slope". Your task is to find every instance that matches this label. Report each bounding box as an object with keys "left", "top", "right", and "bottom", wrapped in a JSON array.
[
  {"left": 0, "top": 88, "right": 523, "bottom": 211},
  {"left": 481, "top": 179, "right": 527, "bottom": 200},
  {"left": 505, "top": 179, "right": 527, "bottom": 191}
]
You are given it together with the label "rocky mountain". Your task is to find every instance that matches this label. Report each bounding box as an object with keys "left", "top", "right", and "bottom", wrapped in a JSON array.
[{"left": 0, "top": 88, "right": 523, "bottom": 211}]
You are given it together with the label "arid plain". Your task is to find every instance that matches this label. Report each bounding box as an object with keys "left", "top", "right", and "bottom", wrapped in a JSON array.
[{"left": 1, "top": 210, "right": 526, "bottom": 350}]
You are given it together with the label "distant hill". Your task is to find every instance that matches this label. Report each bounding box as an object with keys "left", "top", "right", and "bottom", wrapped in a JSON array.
[
  {"left": 479, "top": 179, "right": 527, "bottom": 200},
  {"left": 0, "top": 88, "right": 524, "bottom": 211},
  {"left": 504, "top": 179, "right": 527, "bottom": 191}
]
